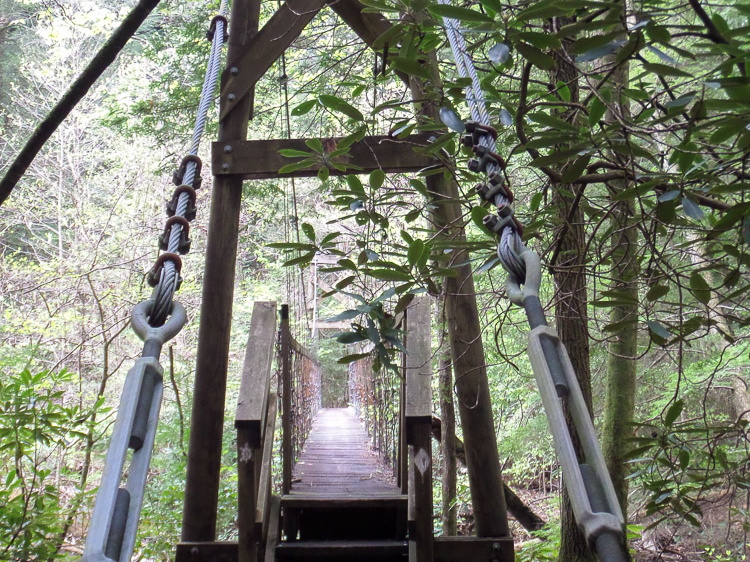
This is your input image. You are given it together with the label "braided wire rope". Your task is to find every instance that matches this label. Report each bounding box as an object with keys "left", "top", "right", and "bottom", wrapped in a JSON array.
[
  {"left": 437, "top": 1, "right": 527, "bottom": 281},
  {"left": 149, "top": 0, "right": 230, "bottom": 325}
]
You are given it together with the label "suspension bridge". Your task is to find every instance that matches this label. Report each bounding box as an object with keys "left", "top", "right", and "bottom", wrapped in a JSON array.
[{"left": 15, "top": 0, "right": 632, "bottom": 559}]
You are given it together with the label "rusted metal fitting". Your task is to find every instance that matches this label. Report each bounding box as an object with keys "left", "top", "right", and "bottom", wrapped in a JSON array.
[
  {"left": 206, "top": 15, "right": 229, "bottom": 42},
  {"left": 166, "top": 185, "right": 197, "bottom": 221},
  {"left": 461, "top": 121, "right": 498, "bottom": 148},
  {"left": 483, "top": 205, "right": 524, "bottom": 236},
  {"left": 468, "top": 145, "right": 507, "bottom": 173},
  {"left": 159, "top": 216, "right": 192, "bottom": 254},
  {"left": 475, "top": 171, "right": 514, "bottom": 203},
  {"left": 172, "top": 154, "right": 203, "bottom": 188},
  {"left": 147, "top": 252, "right": 183, "bottom": 288}
]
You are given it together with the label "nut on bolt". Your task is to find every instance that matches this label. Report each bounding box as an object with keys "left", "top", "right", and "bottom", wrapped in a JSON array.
[
  {"left": 230, "top": 66, "right": 239, "bottom": 76},
  {"left": 223, "top": 144, "right": 233, "bottom": 154},
  {"left": 227, "top": 93, "right": 236, "bottom": 102}
]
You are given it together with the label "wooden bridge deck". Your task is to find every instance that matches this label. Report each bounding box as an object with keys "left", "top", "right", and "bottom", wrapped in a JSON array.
[{"left": 290, "top": 408, "right": 398, "bottom": 497}]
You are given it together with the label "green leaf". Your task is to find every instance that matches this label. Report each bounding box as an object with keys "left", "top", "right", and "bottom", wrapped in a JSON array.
[
  {"left": 306, "top": 138, "right": 324, "bottom": 152},
  {"left": 390, "top": 57, "right": 431, "bottom": 80},
  {"left": 278, "top": 148, "right": 313, "bottom": 158},
  {"left": 664, "top": 399, "right": 684, "bottom": 427},
  {"left": 319, "top": 94, "right": 364, "bottom": 121},
  {"left": 515, "top": 42, "right": 555, "bottom": 70},
  {"left": 347, "top": 175, "right": 366, "bottom": 195},
  {"left": 370, "top": 169, "right": 385, "bottom": 190},
  {"left": 301, "top": 222, "right": 315, "bottom": 241},
  {"left": 642, "top": 62, "right": 692, "bottom": 78},
  {"left": 689, "top": 272, "right": 711, "bottom": 304},
  {"left": 427, "top": 4, "right": 494, "bottom": 23},
  {"left": 327, "top": 309, "right": 363, "bottom": 322},
  {"left": 588, "top": 95, "right": 607, "bottom": 126},
  {"left": 646, "top": 285, "right": 669, "bottom": 302},
  {"left": 278, "top": 158, "right": 316, "bottom": 174},
  {"left": 363, "top": 268, "right": 412, "bottom": 282},
  {"left": 337, "top": 352, "right": 370, "bottom": 364},
  {"left": 560, "top": 155, "right": 591, "bottom": 183},
  {"left": 647, "top": 320, "right": 671, "bottom": 340},
  {"left": 407, "top": 239, "right": 425, "bottom": 267},
  {"left": 336, "top": 332, "right": 369, "bottom": 345},
  {"left": 681, "top": 197, "right": 704, "bottom": 220},
  {"left": 291, "top": 99, "right": 317, "bottom": 116}
]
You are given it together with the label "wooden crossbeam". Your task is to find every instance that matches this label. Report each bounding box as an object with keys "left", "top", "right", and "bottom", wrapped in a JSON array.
[
  {"left": 213, "top": 134, "right": 435, "bottom": 179},
  {"left": 220, "top": 0, "right": 327, "bottom": 120}
]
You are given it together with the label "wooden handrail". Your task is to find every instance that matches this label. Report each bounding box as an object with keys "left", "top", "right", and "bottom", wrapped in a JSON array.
[{"left": 235, "top": 301, "right": 277, "bottom": 562}]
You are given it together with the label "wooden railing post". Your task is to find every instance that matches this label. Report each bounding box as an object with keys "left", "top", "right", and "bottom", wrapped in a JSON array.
[
  {"left": 235, "top": 302, "right": 277, "bottom": 562},
  {"left": 281, "top": 304, "right": 292, "bottom": 496},
  {"left": 404, "top": 297, "right": 433, "bottom": 562}
]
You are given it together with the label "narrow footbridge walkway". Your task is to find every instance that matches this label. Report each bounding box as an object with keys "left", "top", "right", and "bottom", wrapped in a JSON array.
[{"left": 290, "top": 408, "right": 397, "bottom": 497}]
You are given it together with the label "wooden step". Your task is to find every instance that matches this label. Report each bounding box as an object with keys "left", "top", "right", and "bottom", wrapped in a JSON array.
[
  {"left": 281, "top": 494, "right": 407, "bottom": 541},
  {"left": 275, "top": 539, "right": 408, "bottom": 561}
]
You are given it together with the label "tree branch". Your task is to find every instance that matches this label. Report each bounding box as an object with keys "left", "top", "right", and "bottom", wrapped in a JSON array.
[{"left": 0, "top": 0, "right": 162, "bottom": 206}]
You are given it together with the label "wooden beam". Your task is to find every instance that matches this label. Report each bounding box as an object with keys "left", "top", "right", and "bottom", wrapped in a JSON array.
[
  {"left": 214, "top": 134, "right": 435, "bottom": 179},
  {"left": 434, "top": 537, "right": 515, "bottom": 562},
  {"left": 220, "top": 0, "right": 327, "bottom": 120},
  {"left": 235, "top": 302, "right": 278, "bottom": 442},
  {"left": 256, "top": 396, "right": 278, "bottom": 543},
  {"left": 181, "top": 0, "right": 259, "bottom": 543}
]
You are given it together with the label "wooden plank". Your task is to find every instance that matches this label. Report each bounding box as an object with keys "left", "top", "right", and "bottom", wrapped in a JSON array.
[
  {"left": 255, "top": 395, "right": 278, "bottom": 541},
  {"left": 235, "top": 301, "right": 278, "bottom": 440},
  {"left": 433, "top": 536, "right": 515, "bottom": 562},
  {"left": 328, "top": 0, "right": 409, "bottom": 85},
  {"left": 405, "top": 297, "right": 432, "bottom": 424},
  {"left": 181, "top": 0, "right": 260, "bottom": 542},
  {"left": 263, "top": 496, "right": 281, "bottom": 562},
  {"left": 175, "top": 541, "right": 237, "bottom": 562},
  {"left": 213, "top": 134, "right": 435, "bottom": 179},
  {"left": 236, "top": 427, "right": 259, "bottom": 562},
  {"left": 220, "top": 0, "right": 327, "bottom": 120},
  {"left": 274, "top": 540, "right": 408, "bottom": 560}
]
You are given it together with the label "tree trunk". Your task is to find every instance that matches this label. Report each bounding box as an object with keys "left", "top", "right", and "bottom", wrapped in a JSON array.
[
  {"left": 601, "top": 1, "right": 638, "bottom": 526},
  {"left": 542, "top": 16, "right": 597, "bottom": 562},
  {"left": 408, "top": 61, "right": 510, "bottom": 538},
  {"left": 438, "top": 299, "right": 458, "bottom": 534}
]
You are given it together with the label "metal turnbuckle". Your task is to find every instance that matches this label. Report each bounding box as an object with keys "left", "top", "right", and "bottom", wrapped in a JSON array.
[{"left": 81, "top": 301, "right": 186, "bottom": 562}]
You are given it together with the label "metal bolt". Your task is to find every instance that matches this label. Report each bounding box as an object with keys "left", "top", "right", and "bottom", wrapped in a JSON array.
[
  {"left": 221, "top": 163, "right": 230, "bottom": 172},
  {"left": 492, "top": 542, "right": 501, "bottom": 550},
  {"left": 230, "top": 66, "right": 239, "bottom": 76},
  {"left": 227, "top": 93, "right": 236, "bottom": 101},
  {"left": 190, "top": 546, "right": 200, "bottom": 556},
  {"left": 223, "top": 145, "right": 233, "bottom": 154}
]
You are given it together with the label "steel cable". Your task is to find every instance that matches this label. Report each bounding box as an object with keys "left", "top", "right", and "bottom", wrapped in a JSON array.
[
  {"left": 150, "top": 0, "right": 229, "bottom": 326},
  {"left": 437, "top": 2, "right": 527, "bottom": 282}
]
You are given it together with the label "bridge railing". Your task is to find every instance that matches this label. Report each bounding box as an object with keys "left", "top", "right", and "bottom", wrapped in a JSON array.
[
  {"left": 280, "top": 304, "right": 321, "bottom": 494},
  {"left": 348, "top": 350, "right": 401, "bottom": 477}
]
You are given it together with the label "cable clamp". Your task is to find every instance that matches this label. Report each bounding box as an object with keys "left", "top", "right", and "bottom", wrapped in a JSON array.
[
  {"left": 172, "top": 155, "right": 203, "bottom": 188},
  {"left": 206, "top": 15, "right": 229, "bottom": 43},
  {"left": 147, "top": 253, "right": 183, "bottom": 289},
  {"left": 483, "top": 205, "right": 524, "bottom": 236},
  {"left": 475, "top": 171, "right": 514, "bottom": 203},
  {"left": 468, "top": 145, "right": 506, "bottom": 173},
  {"left": 461, "top": 121, "right": 498, "bottom": 147},
  {"left": 158, "top": 216, "right": 191, "bottom": 255},
  {"left": 167, "top": 185, "right": 197, "bottom": 221}
]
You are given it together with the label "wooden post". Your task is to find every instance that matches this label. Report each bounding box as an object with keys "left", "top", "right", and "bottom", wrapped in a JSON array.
[
  {"left": 235, "top": 302, "right": 277, "bottom": 562},
  {"left": 281, "top": 305, "right": 292, "bottom": 495},
  {"left": 181, "top": 0, "right": 260, "bottom": 542},
  {"left": 405, "top": 297, "right": 433, "bottom": 562}
]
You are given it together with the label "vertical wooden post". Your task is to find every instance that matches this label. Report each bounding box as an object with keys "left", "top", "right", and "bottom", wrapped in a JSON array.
[
  {"left": 405, "top": 297, "right": 433, "bottom": 562},
  {"left": 181, "top": 0, "right": 260, "bottom": 542},
  {"left": 281, "top": 304, "right": 292, "bottom": 495}
]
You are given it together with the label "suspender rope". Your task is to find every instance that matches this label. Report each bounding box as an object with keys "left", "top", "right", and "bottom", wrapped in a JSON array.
[
  {"left": 81, "top": 3, "right": 229, "bottom": 560},
  {"left": 436, "top": 5, "right": 627, "bottom": 561}
]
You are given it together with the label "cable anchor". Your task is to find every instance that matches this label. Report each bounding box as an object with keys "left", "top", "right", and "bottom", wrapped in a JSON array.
[
  {"left": 469, "top": 145, "right": 507, "bottom": 174},
  {"left": 172, "top": 154, "right": 203, "bottom": 189},
  {"left": 206, "top": 15, "right": 229, "bottom": 42},
  {"left": 158, "top": 216, "right": 192, "bottom": 255}
]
